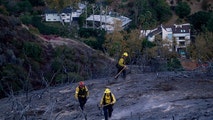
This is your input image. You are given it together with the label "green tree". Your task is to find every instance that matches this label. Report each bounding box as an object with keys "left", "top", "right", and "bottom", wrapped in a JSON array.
[
  {"left": 5, "top": 0, "right": 33, "bottom": 15},
  {"left": 125, "top": 29, "right": 144, "bottom": 63},
  {"left": 207, "top": 13, "right": 213, "bottom": 32},
  {"left": 126, "top": 29, "right": 143, "bottom": 57},
  {"left": 188, "top": 31, "right": 213, "bottom": 61},
  {"left": 150, "top": 0, "right": 172, "bottom": 22},
  {"left": 23, "top": 42, "right": 42, "bottom": 61},
  {"left": 5, "top": 1, "right": 20, "bottom": 15},
  {"left": 104, "top": 31, "right": 126, "bottom": 57},
  {"left": 188, "top": 11, "right": 211, "bottom": 31},
  {"left": 18, "top": 0, "right": 32, "bottom": 13},
  {"left": 136, "top": 0, "right": 171, "bottom": 29},
  {"left": 138, "top": 11, "right": 156, "bottom": 30},
  {"left": 0, "top": 5, "right": 9, "bottom": 15},
  {"left": 45, "top": 0, "right": 80, "bottom": 10},
  {"left": 104, "top": 20, "right": 130, "bottom": 57},
  {"left": 28, "top": 0, "right": 45, "bottom": 6},
  {"left": 175, "top": 2, "right": 191, "bottom": 18}
]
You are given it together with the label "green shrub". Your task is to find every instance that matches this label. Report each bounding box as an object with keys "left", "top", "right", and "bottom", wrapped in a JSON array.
[
  {"left": 51, "top": 57, "right": 63, "bottom": 72},
  {"left": 55, "top": 73, "right": 67, "bottom": 84},
  {"left": 0, "top": 64, "right": 27, "bottom": 96},
  {"left": 63, "top": 60, "right": 79, "bottom": 73},
  {"left": 167, "top": 58, "right": 183, "bottom": 71},
  {"left": 67, "top": 72, "right": 84, "bottom": 83},
  {"left": 19, "top": 14, "right": 32, "bottom": 25},
  {"left": 31, "top": 60, "right": 40, "bottom": 73},
  {"left": 23, "top": 41, "right": 42, "bottom": 61},
  {"left": 0, "top": 6, "right": 9, "bottom": 15}
]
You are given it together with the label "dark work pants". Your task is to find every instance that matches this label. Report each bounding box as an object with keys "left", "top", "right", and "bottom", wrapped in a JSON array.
[
  {"left": 103, "top": 104, "right": 113, "bottom": 120},
  {"left": 78, "top": 97, "right": 87, "bottom": 111},
  {"left": 116, "top": 66, "right": 126, "bottom": 79}
]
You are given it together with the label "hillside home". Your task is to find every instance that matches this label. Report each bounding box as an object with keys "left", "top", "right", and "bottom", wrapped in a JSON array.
[
  {"left": 44, "top": 3, "right": 86, "bottom": 23},
  {"left": 86, "top": 12, "right": 132, "bottom": 32},
  {"left": 141, "top": 23, "right": 191, "bottom": 56}
]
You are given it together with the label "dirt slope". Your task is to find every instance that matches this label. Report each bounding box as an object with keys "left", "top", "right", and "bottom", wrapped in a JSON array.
[{"left": 0, "top": 70, "right": 212, "bottom": 120}]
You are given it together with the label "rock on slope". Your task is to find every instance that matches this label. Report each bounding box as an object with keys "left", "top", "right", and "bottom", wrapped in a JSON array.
[{"left": 0, "top": 70, "right": 212, "bottom": 120}]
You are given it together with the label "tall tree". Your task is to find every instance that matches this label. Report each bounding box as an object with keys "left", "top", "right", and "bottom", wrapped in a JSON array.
[
  {"left": 207, "top": 13, "right": 213, "bottom": 32},
  {"left": 188, "top": 11, "right": 211, "bottom": 31},
  {"left": 45, "top": 0, "right": 71, "bottom": 11},
  {"left": 175, "top": 1, "right": 191, "bottom": 18},
  {"left": 125, "top": 29, "right": 144, "bottom": 63},
  {"left": 104, "top": 20, "right": 127, "bottom": 57},
  {"left": 188, "top": 31, "right": 213, "bottom": 61}
]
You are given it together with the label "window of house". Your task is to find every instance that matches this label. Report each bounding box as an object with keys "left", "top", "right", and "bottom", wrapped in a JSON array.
[
  {"left": 179, "top": 41, "right": 185, "bottom": 46},
  {"left": 167, "top": 34, "right": 172, "bottom": 40},
  {"left": 179, "top": 37, "right": 185, "bottom": 40}
]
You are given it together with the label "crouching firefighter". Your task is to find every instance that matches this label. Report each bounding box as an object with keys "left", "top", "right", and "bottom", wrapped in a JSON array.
[
  {"left": 75, "top": 81, "right": 89, "bottom": 111},
  {"left": 100, "top": 88, "right": 116, "bottom": 120}
]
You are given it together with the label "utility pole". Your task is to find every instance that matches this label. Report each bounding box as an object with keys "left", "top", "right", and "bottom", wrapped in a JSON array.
[
  {"left": 100, "top": 4, "right": 102, "bottom": 30},
  {"left": 85, "top": 1, "right": 88, "bottom": 28},
  {"left": 92, "top": 4, "right": 95, "bottom": 29},
  {"left": 70, "top": 6, "right": 72, "bottom": 26},
  {"left": 105, "top": 6, "right": 107, "bottom": 30}
]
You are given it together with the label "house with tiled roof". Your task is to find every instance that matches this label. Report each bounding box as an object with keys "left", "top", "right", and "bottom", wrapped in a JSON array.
[
  {"left": 44, "top": 3, "right": 86, "bottom": 23},
  {"left": 141, "top": 23, "right": 191, "bottom": 55}
]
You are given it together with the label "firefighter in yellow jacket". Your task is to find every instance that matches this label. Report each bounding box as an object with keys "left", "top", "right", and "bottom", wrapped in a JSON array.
[
  {"left": 100, "top": 88, "right": 116, "bottom": 120},
  {"left": 115, "top": 52, "right": 128, "bottom": 79},
  {"left": 75, "top": 81, "right": 89, "bottom": 111}
]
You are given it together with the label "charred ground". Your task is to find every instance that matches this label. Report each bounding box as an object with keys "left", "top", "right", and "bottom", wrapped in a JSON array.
[{"left": 0, "top": 70, "right": 212, "bottom": 120}]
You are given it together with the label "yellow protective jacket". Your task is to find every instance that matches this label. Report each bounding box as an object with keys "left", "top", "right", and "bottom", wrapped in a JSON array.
[
  {"left": 100, "top": 93, "right": 116, "bottom": 106},
  {"left": 118, "top": 57, "right": 125, "bottom": 67},
  {"left": 75, "top": 86, "right": 89, "bottom": 99}
]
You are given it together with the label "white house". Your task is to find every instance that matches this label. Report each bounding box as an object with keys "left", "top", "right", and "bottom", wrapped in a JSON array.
[
  {"left": 141, "top": 23, "right": 191, "bottom": 55},
  {"left": 86, "top": 13, "right": 132, "bottom": 32},
  {"left": 60, "top": 6, "right": 73, "bottom": 23},
  {"left": 44, "top": 3, "right": 86, "bottom": 23},
  {"left": 172, "top": 24, "right": 191, "bottom": 55},
  {"left": 45, "top": 9, "right": 60, "bottom": 22}
]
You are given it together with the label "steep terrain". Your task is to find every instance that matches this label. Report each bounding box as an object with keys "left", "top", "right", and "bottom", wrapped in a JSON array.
[
  {"left": 0, "top": 14, "right": 115, "bottom": 98},
  {"left": 0, "top": 0, "right": 213, "bottom": 119},
  {"left": 0, "top": 70, "right": 212, "bottom": 120}
]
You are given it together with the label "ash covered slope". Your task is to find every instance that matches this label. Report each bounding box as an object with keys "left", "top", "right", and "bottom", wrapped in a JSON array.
[{"left": 0, "top": 71, "right": 212, "bottom": 120}]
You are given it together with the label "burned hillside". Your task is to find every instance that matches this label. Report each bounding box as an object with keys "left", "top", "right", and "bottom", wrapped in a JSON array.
[
  {"left": 0, "top": 69, "right": 212, "bottom": 120},
  {"left": 0, "top": 15, "right": 115, "bottom": 99}
]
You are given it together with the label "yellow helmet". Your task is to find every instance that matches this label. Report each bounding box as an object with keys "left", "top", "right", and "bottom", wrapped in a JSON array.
[
  {"left": 123, "top": 52, "right": 128, "bottom": 57},
  {"left": 104, "top": 88, "right": 111, "bottom": 93}
]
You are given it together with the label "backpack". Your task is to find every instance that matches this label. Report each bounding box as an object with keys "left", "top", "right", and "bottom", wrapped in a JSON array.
[
  {"left": 103, "top": 93, "right": 113, "bottom": 105},
  {"left": 78, "top": 86, "right": 87, "bottom": 97}
]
